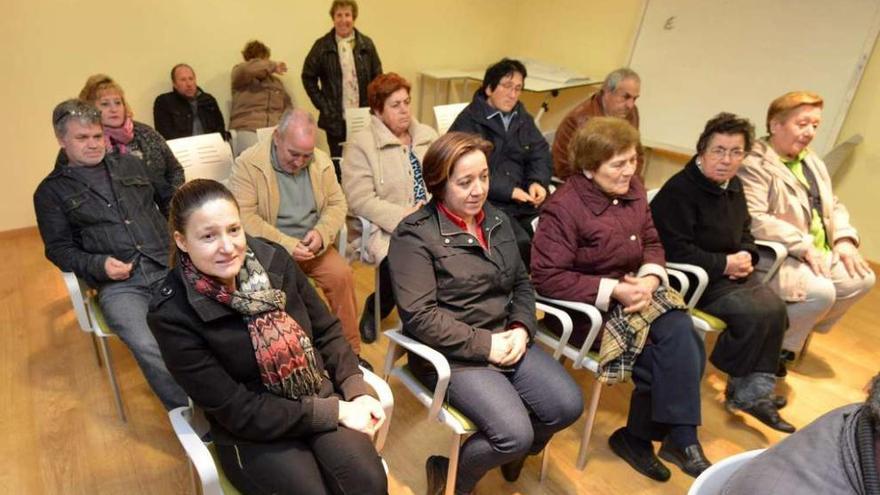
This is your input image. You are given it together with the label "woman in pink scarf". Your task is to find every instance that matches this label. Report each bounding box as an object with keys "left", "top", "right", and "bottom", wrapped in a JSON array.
[{"left": 79, "top": 74, "right": 185, "bottom": 188}]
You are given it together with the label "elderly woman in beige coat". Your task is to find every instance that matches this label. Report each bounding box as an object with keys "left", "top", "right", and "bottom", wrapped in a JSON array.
[
  {"left": 342, "top": 72, "right": 438, "bottom": 343},
  {"left": 739, "top": 91, "right": 874, "bottom": 371}
]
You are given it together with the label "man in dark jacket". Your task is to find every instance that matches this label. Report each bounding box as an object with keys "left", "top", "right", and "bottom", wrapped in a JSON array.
[
  {"left": 302, "top": 0, "right": 382, "bottom": 167},
  {"left": 34, "top": 99, "right": 187, "bottom": 410},
  {"left": 449, "top": 58, "right": 552, "bottom": 267},
  {"left": 153, "top": 63, "right": 228, "bottom": 141}
]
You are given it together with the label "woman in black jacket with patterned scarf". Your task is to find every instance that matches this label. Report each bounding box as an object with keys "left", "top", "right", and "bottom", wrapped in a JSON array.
[{"left": 147, "top": 179, "right": 386, "bottom": 495}]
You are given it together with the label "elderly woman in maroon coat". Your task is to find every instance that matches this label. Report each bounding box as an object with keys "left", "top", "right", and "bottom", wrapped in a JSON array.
[{"left": 531, "top": 117, "right": 709, "bottom": 482}]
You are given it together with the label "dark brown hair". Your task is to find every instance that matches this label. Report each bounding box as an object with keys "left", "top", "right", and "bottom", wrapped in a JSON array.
[
  {"left": 423, "top": 132, "right": 493, "bottom": 200},
  {"left": 330, "top": 0, "right": 358, "bottom": 19},
  {"left": 241, "top": 40, "right": 270, "bottom": 61},
  {"left": 367, "top": 73, "right": 411, "bottom": 114},
  {"left": 568, "top": 117, "right": 640, "bottom": 173},
  {"left": 168, "top": 179, "right": 239, "bottom": 266},
  {"left": 696, "top": 112, "right": 755, "bottom": 154}
]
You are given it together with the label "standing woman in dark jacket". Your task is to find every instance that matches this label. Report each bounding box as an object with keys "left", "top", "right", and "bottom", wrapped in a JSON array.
[
  {"left": 531, "top": 117, "right": 709, "bottom": 482},
  {"left": 302, "top": 0, "right": 383, "bottom": 167},
  {"left": 388, "top": 133, "right": 582, "bottom": 495},
  {"left": 79, "top": 74, "right": 185, "bottom": 189},
  {"left": 147, "top": 179, "right": 387, "bottom": 495},
  {"left": 651, "top": 113, "right": 795, "bottom": 433}
]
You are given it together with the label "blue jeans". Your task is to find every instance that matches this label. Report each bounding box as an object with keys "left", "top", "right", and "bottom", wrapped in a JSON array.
[
  {"left": 443, "top": 346, "right": 583, "bottom": 493},
  {"left": 98, "top": 260, "right": 188, "bottom": 410}
]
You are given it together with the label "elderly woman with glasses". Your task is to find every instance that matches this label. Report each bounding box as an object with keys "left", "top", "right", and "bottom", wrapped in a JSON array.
[
  {"left": 79, "top": 74, "right": 184, "bottom": 189},
  {"left": 651, "top": 113, "right": 794, "bottom": 433},
  {"left": 739, "top": 91, "right": 875, "bottom": 371}
]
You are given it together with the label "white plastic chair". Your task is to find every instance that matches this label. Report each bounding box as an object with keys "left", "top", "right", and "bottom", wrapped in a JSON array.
[
  {"left": 433, "top": 103, "right": 468, "bottom": 135},
  {"left": 687, "top": 448, "right": 765, "bottom": 494},
  {"left": 167, "top": 132, "right": 235, "bottom": 184},
  {"left": 61, "top": 272, "right": 127, "bottom": 421},
  {"left": 168, "top": 366, "right": 393, "bottom": 495},
  {"left": 382, "top": 318, "right": 561, "bottom": 493},
  {"left": 345, "top": 107, "right": 372, "bottom": 140}
]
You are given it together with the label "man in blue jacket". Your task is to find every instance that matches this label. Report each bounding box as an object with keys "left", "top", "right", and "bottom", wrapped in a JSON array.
[{"left": 449, "top": 58, "right": 552, "bottom": 267}]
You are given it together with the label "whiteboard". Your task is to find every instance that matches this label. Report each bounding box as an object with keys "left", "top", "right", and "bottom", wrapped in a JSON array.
[{"left": 628, "top": 0, "right": 880, "bottom": 155}]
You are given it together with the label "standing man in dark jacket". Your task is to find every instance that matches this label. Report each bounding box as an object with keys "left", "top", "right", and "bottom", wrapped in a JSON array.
[
  {"left": 153, "top": 63, "right": 228, "bottom": 141},
  {"left": 33, "top": 99, "right": 187, "bottom": 410},
  {"left": 302, "top": 0, "right": 382, "bottom": 173},
  {"left": 449, "top": 58, "right": 552, "bottom": 267}
]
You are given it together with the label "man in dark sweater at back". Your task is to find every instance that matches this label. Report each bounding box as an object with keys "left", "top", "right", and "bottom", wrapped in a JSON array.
[{"left": 153, "top": 63, "right": 228, "bottom": 141}]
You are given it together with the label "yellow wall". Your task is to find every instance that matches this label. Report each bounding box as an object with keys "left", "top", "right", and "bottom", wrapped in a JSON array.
[{"left": 3, "top": 0, "right": 879, "bottom": 260}]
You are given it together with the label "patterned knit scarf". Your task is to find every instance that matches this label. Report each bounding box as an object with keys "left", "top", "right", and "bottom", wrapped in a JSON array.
[
  {"left": 180, "top": 250, "right": 323, "bottom": 399},
  {"left": 597, "top": 286, "right": 686, "bottom": 384}
]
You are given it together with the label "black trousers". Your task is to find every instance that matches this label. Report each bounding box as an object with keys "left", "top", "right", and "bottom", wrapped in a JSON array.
[
  {"left": 699, "top": 276, "right": 788, "bottom": 377},
  {"left": 216, "top": 427, "right": 387, "bottom": 495},
  {"left": 327, "top": 131, "right": 345, "bottom": 181},
  {"left": 628, "top": 309, "right": 706, "bottom": 441},
  {"left": 493, "top": 202, "right": 537, "bottom": 270}
]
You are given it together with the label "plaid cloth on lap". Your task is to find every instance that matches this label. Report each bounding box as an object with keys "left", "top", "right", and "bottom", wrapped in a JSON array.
[{"left": 597, "top": 286, "right": 686, "bottom": 384}]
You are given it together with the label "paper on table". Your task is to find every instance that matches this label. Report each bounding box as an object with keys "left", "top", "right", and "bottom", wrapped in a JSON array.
[{"left": 519, "top": 58, "right": 591, "bottom": 84}]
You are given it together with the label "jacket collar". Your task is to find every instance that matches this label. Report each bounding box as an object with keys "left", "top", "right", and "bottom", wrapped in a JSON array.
[
  {"left": 683, "top": 157, "right": 742, "bottom": 196},
  {"left": 570, "top": 173, "right": 642, "bottom": 216},
  {"left": 322, "top": 28, "right": 367, "bottom": 53},
  {"left": 183, "top": 236, "right": 285, "bottom": 323},
  {"left": 466, "top": 91, "right": 526, "bottom": 128},
  {"left": 368, "top": 114, "right": 434, "bottom": 149},
  {"left": 434, "top": 200, "right": 504, "bottom": 247}
]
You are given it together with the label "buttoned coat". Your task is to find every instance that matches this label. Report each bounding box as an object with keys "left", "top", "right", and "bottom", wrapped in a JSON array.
[
  {"left": 738, "top": 138, "right": 859, "bottom": 301},
  {"left": 341, "top": 114, "right": 438, "bottom": 263},
  {"left": 531, "top": 174, "right": 667, "bottom": 312}
]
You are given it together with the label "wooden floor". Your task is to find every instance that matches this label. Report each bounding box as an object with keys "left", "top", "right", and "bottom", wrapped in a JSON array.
[{"left": 4, "top": 226, "right": 878, "bottom": 494}]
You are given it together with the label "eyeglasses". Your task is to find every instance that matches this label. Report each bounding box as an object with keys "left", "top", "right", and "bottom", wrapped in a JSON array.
[
  {"left": 707, "top": 147, "right": 746, "bottom": 160},
  {"left": 497, "top": 81, "right": 524, "bottom": 93}
]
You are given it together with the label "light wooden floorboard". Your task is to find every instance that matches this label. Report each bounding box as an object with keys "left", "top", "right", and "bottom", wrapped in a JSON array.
[{"left": 4, "top": 227, "right": 878, "bottom": 494}]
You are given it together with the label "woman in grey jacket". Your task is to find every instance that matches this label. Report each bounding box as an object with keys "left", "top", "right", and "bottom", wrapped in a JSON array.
[{"left": 388, "top": 132, "right": 582, "bottom": 495}]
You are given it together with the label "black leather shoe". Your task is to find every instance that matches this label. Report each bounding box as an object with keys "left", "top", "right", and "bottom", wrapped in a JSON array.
[
  {"left": 780, "top": 349, "right": 796, "bottom": 362},
  {"left": 500, "top": 455, "right": 527, "bottom": 482},
  {"left": 772, "top": 395, "right": 787, "bottom": 409},
  {"left": 775, "top": 358, "right": 788, "bottom": 378},
  {"left": 357, "top": 356, "right": 374, "bottom": 372},
  {"left": 658, "top": 440, "right": 712, "bottom": 478},
  {"left": 425, "top": 455, "right": 449, "bottom": 495},
  {"left": 730, "top": 398, "right": 796, "bottom": 433},
  {"left": 608, "top": 428, "right": 671, "bottom": 482},
  {"left": 358, "top": 302, "right": 378, "bottom": 344}
]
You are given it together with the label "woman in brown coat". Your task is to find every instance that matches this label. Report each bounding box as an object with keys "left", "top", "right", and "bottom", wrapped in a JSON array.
[
  {"left": 739, "top": 91, "right": 875, "bottom": 365},
  {"left": 389, "top": 133, "right": 582, "bottom": 494},
  {"left": 531, "top": 117, "right": 709, "bottom": 482}
]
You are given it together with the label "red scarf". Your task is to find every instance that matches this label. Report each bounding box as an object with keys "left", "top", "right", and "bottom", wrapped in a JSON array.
[{"left": 104, "top": 117, "right": 135, "bottom": 154}]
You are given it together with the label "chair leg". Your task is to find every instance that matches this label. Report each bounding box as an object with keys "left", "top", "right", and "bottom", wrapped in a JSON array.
[
  {"left": 90, "top": 332, "right": 103, "bottom": 367},
  {"left": 445, "top": 434, "right": 463, "bottom": 495},
  {"left": 373, "top": 265, "right": 382, "bottom": 337},
  {"left": 98, "top": 336, "right": 127, "bottom": 422},
  {"left": 576, "top": 380, "right": 603, "bottom": 470},
  {"left": 798, "top": 333, "right": 813, "bottom": 363},
  {"left": 539, "top": 441, "right": 551, "bottom": 482}
]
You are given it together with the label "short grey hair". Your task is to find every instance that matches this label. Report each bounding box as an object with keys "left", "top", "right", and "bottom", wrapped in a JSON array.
[
  {"left": 603, "top": 68, "right": 641, "bottom": 92},
  {"left": 276, "top": 108, "right": 317, "bottom": 136},
  {"left": 52, "top": 99, "right": 102, "bottom": 138}
]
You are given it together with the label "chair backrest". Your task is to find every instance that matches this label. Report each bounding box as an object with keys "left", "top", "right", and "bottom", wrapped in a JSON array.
[
  {"left": 433, "top": 103, "right": 468, "bottom": 135},
  {"left": 345, "top": 107, "right": 372, "bottom": 138},
  {"left": 687, "top": 449, "right": 765, "bottom": 494},
  {"left": 542, "top": 129, "right": 557, "bottom": 147},
  {"left": 61, "top": 272, "right": 92, "bottom": 333},
  {"left": 646, "top": 187, "right": 660, "bottom": 203},
  {"left": 256, "top": 126, "right": 276, "bottom": 142},
  {"left": 167, "top": 132, "right": 234, "bottom": 184}
]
